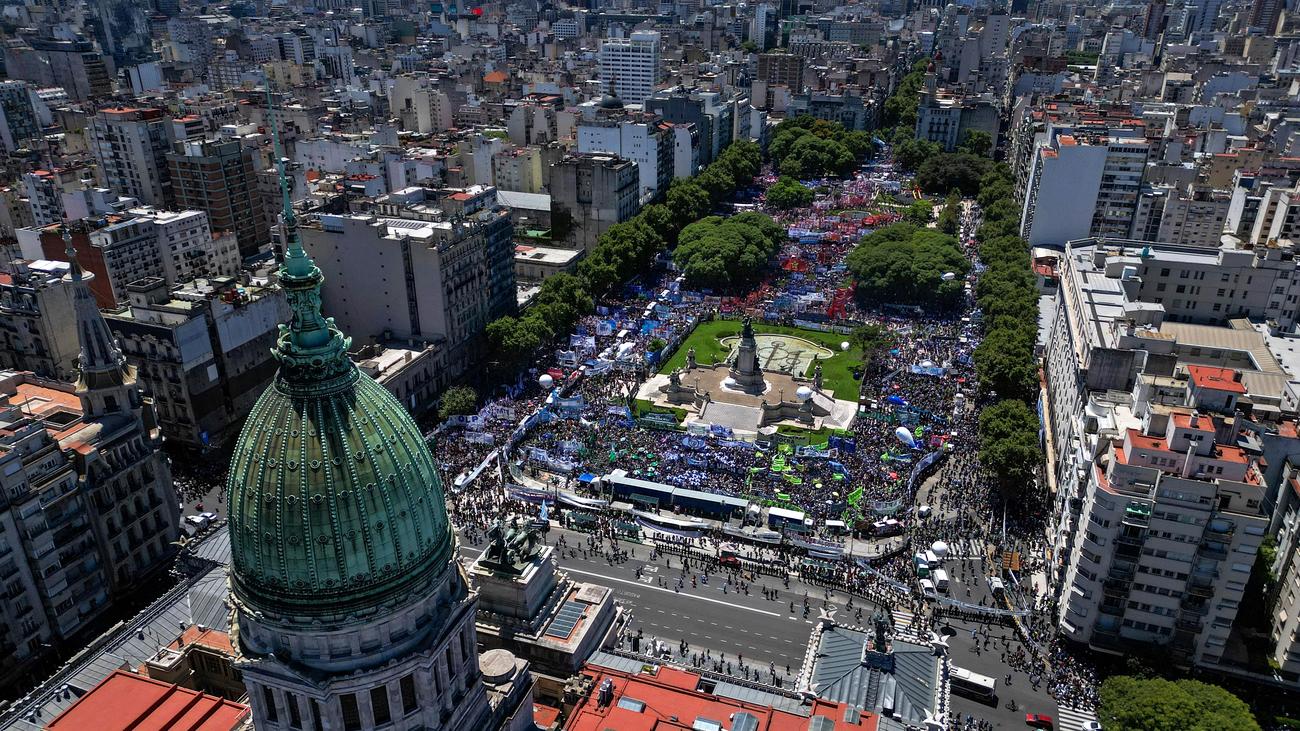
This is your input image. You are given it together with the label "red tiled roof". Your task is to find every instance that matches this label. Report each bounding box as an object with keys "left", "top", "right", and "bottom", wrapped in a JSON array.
[
  {"left": 564, "top": 665, "right": 878, "bottom": 731},
  {"left": 45, "top": 669, "right": 249, "bottom": 731},
  {"left": 1187, "top": 365, "right": 1246, "bottom": 394}
]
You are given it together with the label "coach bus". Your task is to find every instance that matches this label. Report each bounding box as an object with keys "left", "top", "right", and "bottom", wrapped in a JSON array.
[{"left": 949, "top": 665, "right": 997, "bottom": 702}]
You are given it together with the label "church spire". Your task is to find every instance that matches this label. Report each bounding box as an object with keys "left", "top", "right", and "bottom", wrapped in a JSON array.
[
  {"left": 62, "top": 221, "right": 129, "bottom": 388},
  {"left": 266, "top": 85, "right": 352, "bottom": 392}
]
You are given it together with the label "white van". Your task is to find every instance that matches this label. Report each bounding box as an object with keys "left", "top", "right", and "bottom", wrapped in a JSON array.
[
  {"left": 924, "top": 550, "right": 941, "bottom": 567},
  {"left": 919, "top": 578, "right": 937, "bottom": 600},
  {"left": 933, "top": 569, "right": 950, "bottom": 593}
]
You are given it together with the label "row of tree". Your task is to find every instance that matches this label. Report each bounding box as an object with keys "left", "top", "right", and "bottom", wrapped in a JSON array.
[
  {"left": 485, "top": 140, "right": 762, "bottom": 370},
  {"left": 845, "top": 222, "right": 970, "bottom": 310},
  {"left": 881, "top": 58, "right": 930, "bottom": 130},
  {"left": 970, "top": 164, "right": 1044, "bottom": 490},
  {"left": 673, "top": 212, "right": 786, "bottom": 291},
  {"left": 768, "top": 115, "right": 874, "bottom": 179}
]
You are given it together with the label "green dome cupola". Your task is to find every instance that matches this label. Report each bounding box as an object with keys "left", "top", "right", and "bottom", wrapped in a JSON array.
[{"left": 226, "top": 159, "right": 453, "bottom": 619}]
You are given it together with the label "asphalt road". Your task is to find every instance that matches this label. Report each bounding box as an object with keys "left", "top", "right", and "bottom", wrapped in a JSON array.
[
  {"left": 456, "top": 524, "right": 1091, "bottom": 729},
  {"left": 456, "top": 525, "right": 874, "bottom": 680}
]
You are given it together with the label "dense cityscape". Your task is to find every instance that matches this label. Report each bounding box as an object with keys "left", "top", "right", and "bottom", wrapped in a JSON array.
[{"left": 0, "top": 0, "right": 1292, "bottom": 729}]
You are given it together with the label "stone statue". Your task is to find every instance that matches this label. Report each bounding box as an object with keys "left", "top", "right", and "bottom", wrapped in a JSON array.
[
  {"left": 872, "top": 610, "right": 890, "bottom": 651},
  {"left": 813, "top": 362, "right": 824, "bottom": 390},
  {"left": 481, "top": 516, "right": 542, "bottom": 574},
  {"left": 669, "top": 368, "right": 681, "bottom": 387},
  {"left": 686, "top": 347, "right": 697, "bottom": 370},
  {"left": 485, "top": 519, "right": 510, "bottom": 566}
]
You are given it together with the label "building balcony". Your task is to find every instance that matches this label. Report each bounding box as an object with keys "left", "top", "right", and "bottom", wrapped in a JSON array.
[
  {"left": 1198, "top": 544, "right": 1228, "bottom": 561},
  {"left": 1176, "top": 616, "right": 1203, "bottom": 633}
]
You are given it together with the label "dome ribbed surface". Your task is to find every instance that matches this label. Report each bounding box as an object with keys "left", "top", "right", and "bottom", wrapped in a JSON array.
[{"left": 226, "top": 368, "right": 452, "bottom": 617}]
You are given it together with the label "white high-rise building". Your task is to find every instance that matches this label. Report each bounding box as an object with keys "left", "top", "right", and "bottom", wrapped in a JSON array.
[{"left": 598, "top": 30, "right": 662, "bottom": 104}]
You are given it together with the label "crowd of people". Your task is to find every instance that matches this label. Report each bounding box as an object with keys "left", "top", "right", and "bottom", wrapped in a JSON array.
[{"left": 418, "top": 158, "right": 1103, "bottom": 718}]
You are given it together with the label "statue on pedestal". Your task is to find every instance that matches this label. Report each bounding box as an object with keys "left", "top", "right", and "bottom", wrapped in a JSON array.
[
  {"left": 813, "top": 362, "right": 824, "bottom": 390},
  {"left": 686, "top": 347, "right": 697, "bottom": 370},
  {"left": 482, "top": 517, "right": 542, "bottom": 575}
]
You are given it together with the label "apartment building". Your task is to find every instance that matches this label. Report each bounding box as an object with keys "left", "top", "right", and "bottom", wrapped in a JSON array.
[
  {"left": 0, "top": 252, "right": 179, "bottom": 685},
  {"left": 167, "top": 138, "right": 269, "bottom": 259},
  {"left": 1039, "top": 231, "right": 1300, "bottom": 672},
  {"left": 492, "top": 147, "right": 546, "bottom": 194},
  {"left": 2, "top": 38, "right": 111, "bottom": 101},
  {"left": 1055, "top": 375, "right": 1268, "bottom": 667},
  {"left": 577, "top": 112, "right": 674, "bottom": 204},
  {"left": 129, "top": 207, "right": 241, "bottom": 285},
  {"left": 0, "top": 259, "right": 80, "bottom": 379},
  {"left": 548, "top": 153, "right": 639, "bottom": 253},
  {"left": 300, "top": 185, "right": 516, "bottom": 377},
  {"left": 757, "top": 53, "right": 805, "bottom": 87},
  {"left": 16, "top": 208, "right": 239, "bottom": 308},
  {"left": 104, "top": 276, "right": 288, "bottom": 449},
  {"left": 90, "top": 107, "right": 174, "bottom": 208},
  {"left": 1021, "top": 132, "right": 1151, "bottom": 247},
  {"left": 644, "top": 87, "right": 735, "bottom": 166},
  {"left": 1130, "top": 183, "right": 1231, "bottom": 247},
  {"left": 17, "top": 216, "right": 162, "bottom": 307},
  {"left": 0, "top": 80, "right": 40, "bottom": 153},
  {"left": 598, "top": 31, "right": 662, "bottom": 104}
]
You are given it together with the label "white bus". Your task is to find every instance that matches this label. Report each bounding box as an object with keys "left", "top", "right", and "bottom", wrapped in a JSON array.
[{"left": 949, "top": 665, "right": 997, "bottom": 701}]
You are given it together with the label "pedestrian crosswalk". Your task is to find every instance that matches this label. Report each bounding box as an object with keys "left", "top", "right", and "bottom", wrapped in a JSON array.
[
  {"left": 892, "top": 608, "right": 916, "bottom": 631},
  {"left": 1055, "top": 702, "right": 1098, "bottom": 731}
]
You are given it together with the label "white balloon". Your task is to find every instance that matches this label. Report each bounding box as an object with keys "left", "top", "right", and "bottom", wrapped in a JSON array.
[
  {"left": 931, "top": 540, "right": 949, "bottom": 558},
  {"left": 840, "top": 341, "right": 850, "bottom": 351},
  {"left": 941, "top": 271, "right": 957, "bottom": 281},
  {"left": 796, "top": 386, "right": 813, "bottom": 401},
  {"left": 538, "top": 374, "right": 554, "bottom": 389},
  {"left": 894, "top": 426, "right": 915, "bottom": 447}
]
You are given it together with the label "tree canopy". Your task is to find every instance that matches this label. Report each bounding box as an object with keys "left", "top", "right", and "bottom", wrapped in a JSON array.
[
  {"left": 1097, "top": 676, "right": 1259, "bottom": 731},
  {"left": 893, "top": 133, "right": 941, "bottom": 171},
  {"left": 768, "top": 116, "right": 871, "bottom": 179},
  {"left": 437, "top": 385, "right": 478, "bottom": 422},
  {"left": 957, "top": 129, "right": 993, "bottom": 157},
  {"left": 915, "top": 152, "right": 993, "bottom": 196},
  {"left": 976, "top": 399, "right": 1042, "bottom": 491},
  {"left": 903, "top": 199, "right": 935, "bottom": 226},
  {"left": 766, "top": 176, "right": 815, "bottom": 210},
  {"left": 881, "top": 58, "right": 930, "bottom": 130},
  {"left": 845, "top": 223, "right": 969, "bottom": 309},
  {"left": 673, "top": 212, "right": 785, "bottom": 291}
]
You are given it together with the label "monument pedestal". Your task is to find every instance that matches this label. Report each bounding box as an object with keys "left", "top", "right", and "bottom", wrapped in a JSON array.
[{"left": 471, "top": 545, "right": 560, "bottom": 626}]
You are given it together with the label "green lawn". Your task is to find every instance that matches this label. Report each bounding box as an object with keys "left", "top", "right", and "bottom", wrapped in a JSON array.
[
  {"left": 633, "top": 399, "right": 688, "bottom": 422},
  {"left": 660, "top": 320, "right": 864, "bottom": 400}
]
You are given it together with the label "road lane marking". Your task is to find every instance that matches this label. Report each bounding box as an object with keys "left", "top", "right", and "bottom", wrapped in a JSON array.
[{"left": 560, "top": 565, "right": 784, "bottom": 617}]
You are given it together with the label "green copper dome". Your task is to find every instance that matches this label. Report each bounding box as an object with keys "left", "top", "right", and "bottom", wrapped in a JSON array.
[{"left": 226, "top": 171, "right": 452, "bottom": 618}]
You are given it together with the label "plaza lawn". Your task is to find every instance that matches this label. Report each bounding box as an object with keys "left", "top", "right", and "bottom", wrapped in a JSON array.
[{"left": 659, "top": 320, "right": 863, "bottom": 400}]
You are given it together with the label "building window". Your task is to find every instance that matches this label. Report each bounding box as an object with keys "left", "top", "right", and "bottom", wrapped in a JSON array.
[
  {"left": 371, "top": 686, "right": 391, "bottom": 725},
  {"left": 262, "top": 687, "right": 279, "bottom": 723},
  {"left": 341, "top": 693, "right": 361, "bottom": 731},
  {"left": 400, "top": 674, "right": 418, "bottom": 714},
  {"left": 287, "top": 693, "right": 303, "bottom": 729}
]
